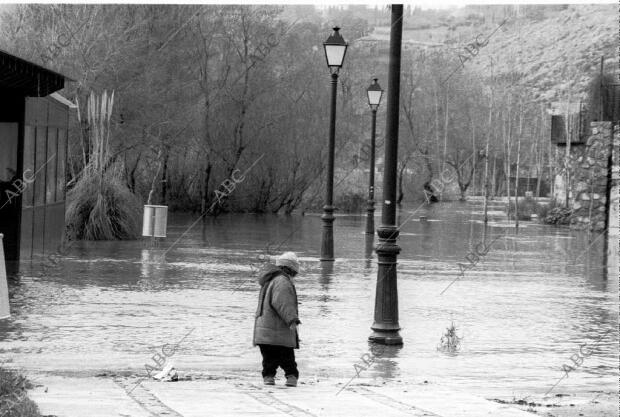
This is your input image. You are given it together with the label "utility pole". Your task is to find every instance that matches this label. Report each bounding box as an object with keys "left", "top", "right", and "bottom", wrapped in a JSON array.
[{"left": 369, "top": 4, "right": 404, "bottom": 346}]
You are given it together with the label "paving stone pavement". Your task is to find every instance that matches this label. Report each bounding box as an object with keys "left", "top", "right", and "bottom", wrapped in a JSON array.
[{"left": 28, "top": 375, "right": 537, "bottom": 417}]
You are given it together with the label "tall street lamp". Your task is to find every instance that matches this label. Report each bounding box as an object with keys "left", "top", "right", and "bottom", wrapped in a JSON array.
[
  {"left": 365, "top": 77, "right": 384, "bottom": 235},
  {"left": 321, "top": 27, "right": 348, "bottom": 262},
  {"left": 369, "top": 5, "right": 403, "bottom": 345}
]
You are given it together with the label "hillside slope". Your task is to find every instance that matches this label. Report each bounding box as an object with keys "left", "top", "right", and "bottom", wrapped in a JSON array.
[
  {"left": 472, "top": 4, "right": 617, "bottom": 104},
  {"left": 366, "top": 4, "right": 616, "bottom": 107}
]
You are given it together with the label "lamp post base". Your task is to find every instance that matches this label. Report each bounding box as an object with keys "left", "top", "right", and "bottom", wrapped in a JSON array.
[
  {"left": 365, "top": 200, "right": 375, "bottom": 235},
  {"left": 369, "top": 226, "right": 403, "bottom": 345},
  {"left": 320, "top": 205, "right": 335, "bottom": 261},
  {"left": 368, "top": 329, "right": 403, "bottom": 345}
]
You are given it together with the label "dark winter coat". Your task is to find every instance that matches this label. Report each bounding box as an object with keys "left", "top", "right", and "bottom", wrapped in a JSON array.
[{"left": 253, "top": 265, "right": 300, "bottom": 348}]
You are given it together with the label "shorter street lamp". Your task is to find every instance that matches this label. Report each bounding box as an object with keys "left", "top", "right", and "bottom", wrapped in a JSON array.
[
  {"left": 320, "top": 27, "right": 348, "bottom": 261},
  {"left": 365, "top": 77, "right": 384, "bottom": 235}
]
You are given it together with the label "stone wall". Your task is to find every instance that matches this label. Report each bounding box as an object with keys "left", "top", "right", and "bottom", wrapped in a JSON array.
[
  {"left": 609, "top": 124, "right": 620, "bottom": 236},
  {"left": 568, "top": 122, "right": 613, "bottom": 231}
]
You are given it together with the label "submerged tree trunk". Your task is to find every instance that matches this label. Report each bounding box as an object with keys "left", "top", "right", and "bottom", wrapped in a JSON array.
[
  {"left": 503, "top": 106, "right": 512, "bottom": 219},
  {"left": 514, "top": 100, "right": 523, "bottom": 228},
  {"left": 161, "top": 147, "right": 169, "bottom": 205},
  {"left": 442, "top": 87, "right": 449, "bottom": 178},
  {"left": 471, "top": 121, "right": 476, "bottom": 196},
  {"left": 483, "top": 92, "right": 492, "bottom": 224},
  {"left": 563, "top": 95, "right": 572, "bottom": 208},
  {"left": 434, "top": 84, "right": 441, "bottom": 176},
  {"left": 147, "top": 149, "right": 163, "bottom": 206},
  {"left": 201, "top": 160, "right": 212, "bottom": 215},
  {"left": 535, "top": 110, "right": 543, "bottom": 198},
  {"left": 127, "top": 152, "right": 141, "bottom": 193},
  {"left": 397, "top": 161, "right": 407, "bottom": 206}
]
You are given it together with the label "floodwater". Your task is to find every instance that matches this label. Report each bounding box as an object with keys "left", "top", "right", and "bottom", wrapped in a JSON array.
[{"left": 1, "top": 200, "right": 617, "bottom": 403}]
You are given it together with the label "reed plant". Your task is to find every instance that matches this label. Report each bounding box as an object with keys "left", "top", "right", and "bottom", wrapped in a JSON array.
[{"left": 66, "top": 91, "right": 140, "bottom": 240}]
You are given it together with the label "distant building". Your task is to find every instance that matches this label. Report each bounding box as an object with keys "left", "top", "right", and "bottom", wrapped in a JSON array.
[{"left": 0, "top": 49, "right": 73, "bottom": 274}]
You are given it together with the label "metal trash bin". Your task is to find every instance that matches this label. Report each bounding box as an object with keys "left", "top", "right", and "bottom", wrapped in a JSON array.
[{"left": 142, "top": 205, "right": 168, "bottom": 238}]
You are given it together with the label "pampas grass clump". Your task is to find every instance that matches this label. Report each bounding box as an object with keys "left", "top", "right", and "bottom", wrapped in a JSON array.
[
  {"left": 66, "top": 90, "right": 140, "bottom": 240},
  {"left": 66, "top": 167, "right": 141, "bottom": 240}
]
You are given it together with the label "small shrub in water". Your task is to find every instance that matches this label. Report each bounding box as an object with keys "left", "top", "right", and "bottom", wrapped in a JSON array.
[{"left": 437, "top": 321, "right": 462, "bottom": 354}]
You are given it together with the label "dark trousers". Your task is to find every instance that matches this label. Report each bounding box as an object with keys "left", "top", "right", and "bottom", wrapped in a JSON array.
[{"left": 259, "top": 344, "right": 299, "bottom": 378}]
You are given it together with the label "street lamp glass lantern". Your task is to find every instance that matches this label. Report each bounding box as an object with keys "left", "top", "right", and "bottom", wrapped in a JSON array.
[
  {"left": 367, "top": 78, "right": 383, "bottom": 111},
  {"left": 323, "top": 27, "right": 348, "bottom": 71}
]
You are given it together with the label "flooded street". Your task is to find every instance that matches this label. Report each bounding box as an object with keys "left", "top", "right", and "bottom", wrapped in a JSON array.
[{"left": 1, "top": 201, "right": 617, "bottom": 404}]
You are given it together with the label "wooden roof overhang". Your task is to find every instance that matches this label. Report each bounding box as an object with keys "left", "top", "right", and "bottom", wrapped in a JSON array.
[{"left": 0, "top": 48, "right": 71, "bottom": 97}]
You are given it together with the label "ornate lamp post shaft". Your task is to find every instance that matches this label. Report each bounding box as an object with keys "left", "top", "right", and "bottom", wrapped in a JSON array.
[
  {"left": 320, "top": 27, "right": 348, "bottom": 262},
  {"left": 365, "top": 108, "right": 377, "bottom": 235},
  {"left": 369, "top": 4, "right": 403, "bottom": 345},
  {"left": 365, "top": 77, "right": 383, "bottom": 234},
  {"left": 321, "top": 72, "right": 338, "bottom": 261}
]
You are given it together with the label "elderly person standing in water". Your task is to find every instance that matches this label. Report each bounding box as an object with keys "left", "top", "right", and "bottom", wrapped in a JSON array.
[{"left": 253, "top": 252, "right": 301, "bottom": 387}]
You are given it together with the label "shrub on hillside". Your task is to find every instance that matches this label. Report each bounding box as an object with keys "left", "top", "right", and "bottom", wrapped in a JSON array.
[{"left": 539, "top": 200, "right": 573, "bottom": 225}]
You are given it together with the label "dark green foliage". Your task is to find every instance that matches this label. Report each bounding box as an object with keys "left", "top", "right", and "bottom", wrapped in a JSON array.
[
  {"left": 0, "top": 366, "right": 41, "bottom": 417},
  {"left": 0, "top": 5, "right": 610, "bottom": 216},
  {"left": 336, "top": 192, "right": 366, "bottom": 213},
  {"left": 539, "top": 201, "right": 573, "bottom": 225},
  {"left": 507, "top": 197, "right": 573, "bottom": 225}
]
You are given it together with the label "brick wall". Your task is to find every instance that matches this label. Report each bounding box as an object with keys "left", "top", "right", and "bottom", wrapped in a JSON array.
[{"left": 608, "top": 124, "right": 619, "bottom": 236}]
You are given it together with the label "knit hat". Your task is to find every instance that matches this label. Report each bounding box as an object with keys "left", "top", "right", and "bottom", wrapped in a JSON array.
[{"left": 275, "top": 251, "right": 300, "bottom": 273}]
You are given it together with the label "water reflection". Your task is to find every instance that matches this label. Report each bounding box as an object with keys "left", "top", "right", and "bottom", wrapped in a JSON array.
[
  {"left": 369, "top": 343, "right": 401, "bottom": 379},
  {"left": 4, "top": 261, "right": 18, "bottom": 280},
  {"left": 314, "top": 261, "right": 335, "bottom": 318},
  {"left": 364, "top": 234, "right": 374, "bottom": 269},
  {"left": 138, "top": 249, "right": 166, "bottom": 291},
  {"left": 201, "top": 220, "right": 209, "bottom": 244},
  {"left": 605, "top": 233, "right": 619, "bottom": 292},
  {"left": 319, "top": 261, "right": 333, "bottom": 290}
]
